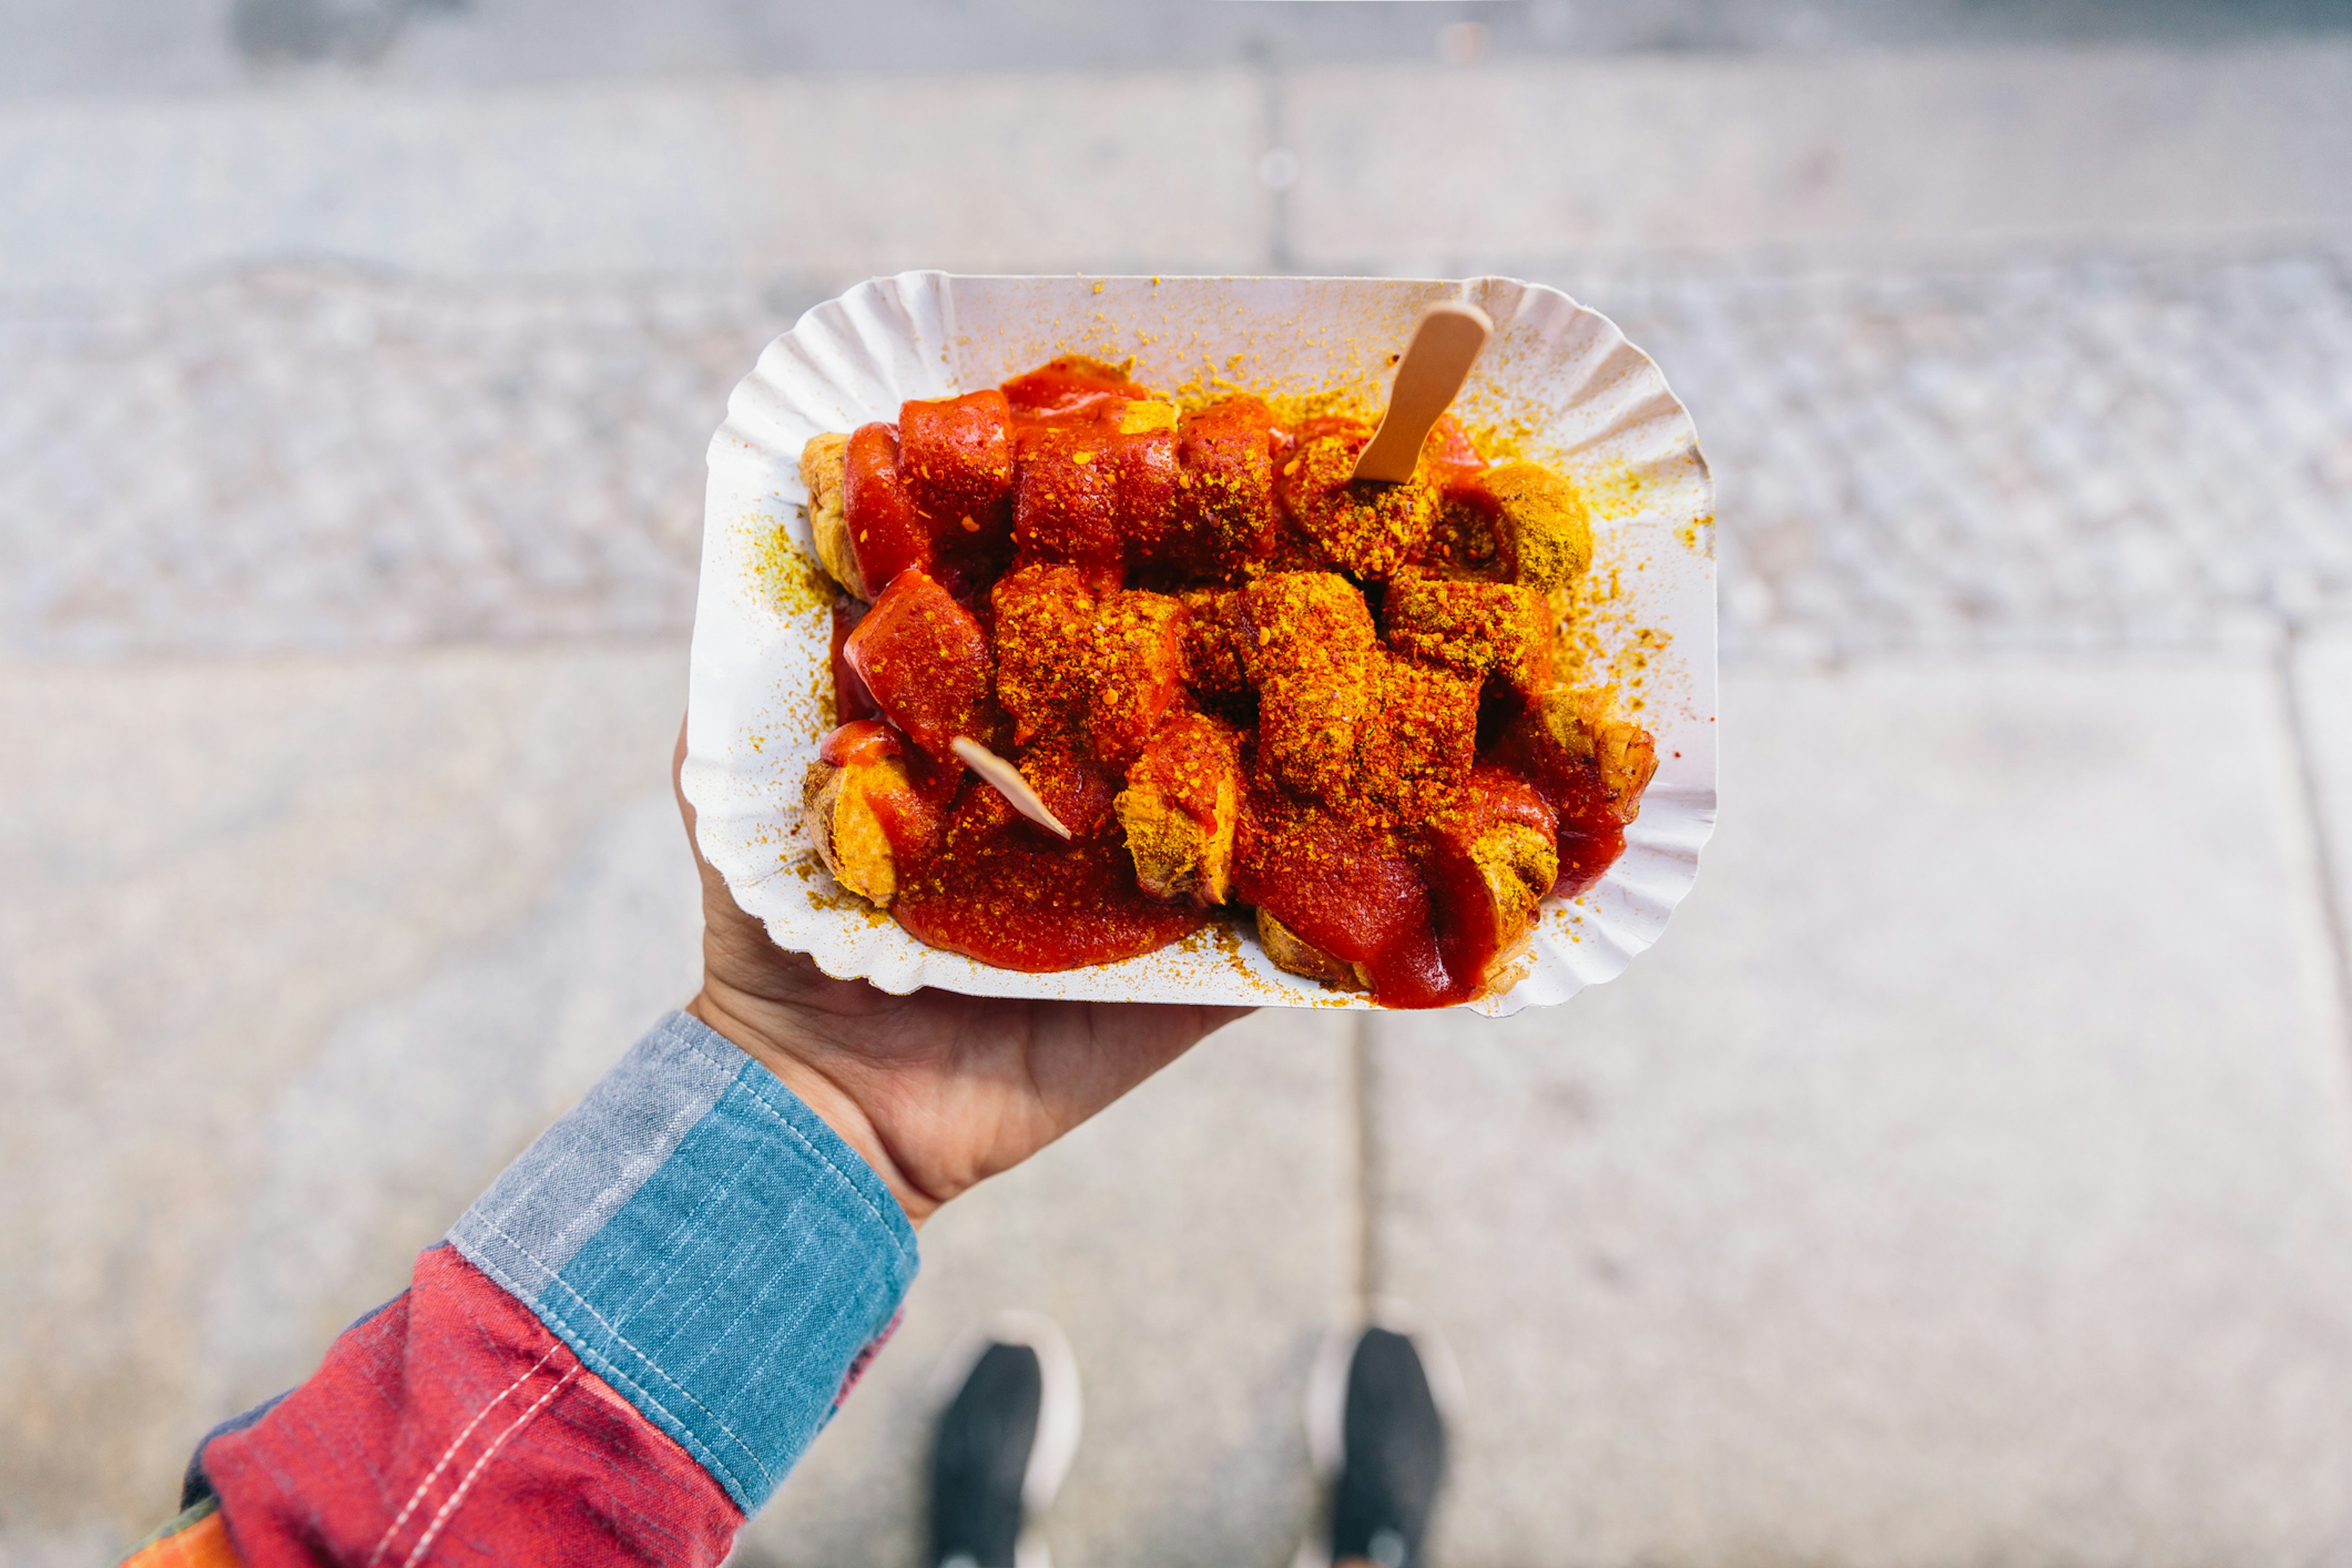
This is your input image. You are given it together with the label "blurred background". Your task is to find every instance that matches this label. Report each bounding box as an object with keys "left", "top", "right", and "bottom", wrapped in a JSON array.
[{"left": 7, "top": 1, "right": 2352, "bottom": 1564}]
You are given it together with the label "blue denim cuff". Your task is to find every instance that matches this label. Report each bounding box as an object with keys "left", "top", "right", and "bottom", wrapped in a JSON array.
[{"left": 447, "top": 1011, "right": 919, "bottom": 1510}]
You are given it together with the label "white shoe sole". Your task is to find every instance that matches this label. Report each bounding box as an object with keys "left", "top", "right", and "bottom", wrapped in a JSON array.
[{"left": 929, "top": 1310, "right": 1084, "bottom": 1568}]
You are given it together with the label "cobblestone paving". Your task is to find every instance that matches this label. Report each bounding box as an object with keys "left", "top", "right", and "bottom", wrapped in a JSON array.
[
  {"left": 7, "top": 254, "right": 2350, "bottom": 662},
  {"left": 1580, "top": 254, "right": 2352, "bottom": 660},
  {"left": 0, "top": 266, "right": 817, "bottom": 656}
]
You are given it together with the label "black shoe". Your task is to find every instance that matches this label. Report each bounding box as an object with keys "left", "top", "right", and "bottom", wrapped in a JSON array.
[
  {"left": 927, "top": 1312, "right": 1082, "bottom": 1568},
  {"left": 1302, "top": 1305, "right": 1460, "bottom": 1568}
]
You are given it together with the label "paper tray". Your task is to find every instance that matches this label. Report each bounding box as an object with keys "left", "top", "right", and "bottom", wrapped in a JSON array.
[{"left": 682, "top": 272, "right": 1716, "bottom": 1015}]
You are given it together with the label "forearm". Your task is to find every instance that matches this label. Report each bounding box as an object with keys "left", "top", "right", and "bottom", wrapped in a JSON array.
[{"left": 145, "top": 1011, "right": 918, "bottom": 1568}]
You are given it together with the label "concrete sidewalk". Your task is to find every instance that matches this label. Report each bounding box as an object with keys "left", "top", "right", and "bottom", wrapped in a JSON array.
[
  {"left": 7, "top": 32, "right": 2352, "bottom": 1568},
  {"left": 5, "top": 45, "right": 2351, "bottom": 293},
  {"left": 15, "top": 641, "right": 2352, "bottom": 1567}
]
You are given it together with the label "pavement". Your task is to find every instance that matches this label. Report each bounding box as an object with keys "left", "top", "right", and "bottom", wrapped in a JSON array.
[{"left": 6, "top": 10, "right": 2352, "bottom": 1566}]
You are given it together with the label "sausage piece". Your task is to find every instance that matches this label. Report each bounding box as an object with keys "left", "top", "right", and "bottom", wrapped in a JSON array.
[
  {"left": 1381, "top": 571, "right": 1558, "bottom": 697},
  {"left": 843, "top": 568, "right": 1001, "bottom": 763},
  {"left": 1422, "top": 766, "right": 1560, "bottom": 993},
  {"left": 1239, "top": 571, "right": 1378, "bottom": 803},
  {"left": 1117, "top": 712, "right": 1243, "bottom": 906},
  {"left": 800, "top": 432, "right": 865, "bottom": 600},
  {"left": 1501, "top": 686, "right": 1658, "bottom": 827},
  {"left": 1275, "top": 419, "right": 1439, "bottom": 579},
  {"left": 1257, "top": 907, "right": 1370, "bottom": 992},
  {"left": 800, "top": 722, "right": 950, "bottom": 907}
]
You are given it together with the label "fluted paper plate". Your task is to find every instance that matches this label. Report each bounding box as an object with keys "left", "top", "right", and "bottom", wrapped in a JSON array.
[{"left": 683, "top": 273, "right": 1716, "bottom": 1014}]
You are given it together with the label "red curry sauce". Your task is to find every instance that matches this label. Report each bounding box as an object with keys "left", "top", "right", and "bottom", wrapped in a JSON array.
[{"left": 812, "top": 356, "right": 1646, "bottom": 1006}]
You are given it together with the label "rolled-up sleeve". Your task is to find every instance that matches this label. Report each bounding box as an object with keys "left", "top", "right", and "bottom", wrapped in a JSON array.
[{"left": 178, "top": 1011, "right": 917, "bottom": 1568}]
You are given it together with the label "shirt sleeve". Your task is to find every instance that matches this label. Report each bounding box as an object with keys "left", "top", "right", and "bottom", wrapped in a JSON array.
[{"left": 173, "top": 1010, "right": 919, "bottom": 1568}]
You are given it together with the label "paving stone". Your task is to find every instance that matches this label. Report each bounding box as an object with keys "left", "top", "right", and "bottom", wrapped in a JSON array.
[
  {"left": 739, "top": 1008, "right": 1359, "bottom": 1568},
  {"left": 1287, "top": 45, "right": 2352, "bottom": 270},
  {"left": 1368, "top": 654, "right": 2352, "bottom": 1568},
  {"left": 0, "top": 645, "right": 700, "bottom": 1551},
  {"left": 0, "top": 71, "right": 1266, "bottom": 293},
  {"left": 718, "top": 70, "right": 1267, "bottom": 279},
  {"left": 0, "top": 85, "right": 747, "bottom": 291}
]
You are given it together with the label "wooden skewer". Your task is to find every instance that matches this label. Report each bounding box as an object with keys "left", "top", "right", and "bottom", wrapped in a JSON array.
[
  {"left": 951, "top": 736, "right": 1073, "bottom": 840},
  {"left": 1351, "top": 298, "right": 1495, "bottom": 484}
]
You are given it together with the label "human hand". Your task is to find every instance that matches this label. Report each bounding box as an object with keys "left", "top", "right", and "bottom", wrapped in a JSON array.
[{"left": 674, "top": 719, "right": 1250, "bottom": 1226}]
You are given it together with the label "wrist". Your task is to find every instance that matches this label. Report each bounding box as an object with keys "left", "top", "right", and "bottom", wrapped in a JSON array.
[{"left": 685, "top": 987, "right": 938, "bottom": 1227}]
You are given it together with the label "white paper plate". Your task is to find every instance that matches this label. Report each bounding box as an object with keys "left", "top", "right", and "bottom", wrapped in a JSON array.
[{"left": 682, "top": 272, "right": 1716, "bottom": 1014}]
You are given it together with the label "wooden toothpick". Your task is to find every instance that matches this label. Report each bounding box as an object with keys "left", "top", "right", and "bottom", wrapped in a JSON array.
[
  {"left": 951, "top": 736, "right": 1073, "bottom": 840},
  {"left": 1351, "top": 298, "right": 1494, "bottom": 484}
]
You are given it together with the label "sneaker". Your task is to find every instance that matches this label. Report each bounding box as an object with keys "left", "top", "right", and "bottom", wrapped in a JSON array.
[
  {"left": 1298, "top": 1303, "right": 1463, "bottom": 1568},
  {"left": 927, "top": 1311, "right": 1082, "bottom": 1568}
]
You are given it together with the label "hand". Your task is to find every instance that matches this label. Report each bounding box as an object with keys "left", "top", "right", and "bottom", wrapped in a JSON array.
[{"left": 674, "top": 719, "right": 1249, "bottom": 1226}]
